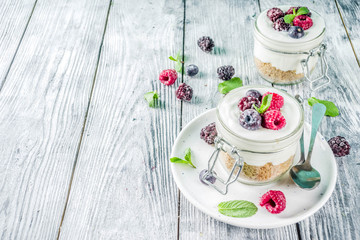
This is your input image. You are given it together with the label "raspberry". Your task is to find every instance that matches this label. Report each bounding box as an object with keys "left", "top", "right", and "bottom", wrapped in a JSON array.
[
  {"left": 263, "top": 110, "right": 286, "bottom": 130},
  {"left": 197, "top": 36, "right": 215, "bottom": 53},
  {"left": 200, "top": 122, "right": 217, "bottom": 145},
  {"left": 259, "top": 190, "right": 286, "bottom": 214},
  {"left": 267, "top": 8, "right": 284, "bottom": 22},
  {"left": 328, "top": 136, "right": 350, "bottom": 157},
  {"left": 273, "top": 17, "right": 290, "bottom": 32},
  {"left": 285, "top": 6, "right": 312, "bottom": 17},
  {"left": 238, "top": 96, "right": 261, "bottom": 111},
  {"left": 217, "top": 65, "right": 235, "bottom": 81},
  {"left": 239, "top": 109, "right": 262, "bottom": 131},
  {"left": 159, "top": 69, "right": 177, "bottom": 86},
  {"left": 246, "top": 89, "right": 262, "bottom": 101},
  {"left": 176, "top": 83, "right": 193, "bottom": 101},
  {"left": 263, "top": 92, "right": 284, "bottom": 111},
  {"left": 293, "top": 15, "right": 313, "bottom": 30}
]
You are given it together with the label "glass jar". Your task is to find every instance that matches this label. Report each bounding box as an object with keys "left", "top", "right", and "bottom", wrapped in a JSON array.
[
  {"left": 203, "top": 86, "right": 304, "bottom": 194},
  {"left": 253, "top": 6, "right": 328, "bottom": 88}
]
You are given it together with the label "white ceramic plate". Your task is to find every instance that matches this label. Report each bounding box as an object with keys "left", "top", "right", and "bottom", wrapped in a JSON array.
[{"left": 170, "top": 109, "right": 337, "bottom": 229}]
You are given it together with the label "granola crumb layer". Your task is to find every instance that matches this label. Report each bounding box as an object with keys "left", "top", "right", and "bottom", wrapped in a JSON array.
[{"left": 254, "top": 57, "right": 304, "bottom": 84}]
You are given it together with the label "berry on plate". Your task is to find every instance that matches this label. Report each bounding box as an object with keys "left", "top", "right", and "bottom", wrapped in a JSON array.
[
  {"left": 217, "top": 65, "right": 235, "bottom": 81},
  {"left": 186, "top": 64, "right": 199, "bottom": 77},
  {"left": 176, "top": 83, "right": 193, "bottom": 101},
  {"left": 238, "top": 96, "right": 261, "bottom": 111},
  {"left": 199, "top": 169, "right": 216, "bottom": 185},
  {"left": 239, "top": 109, "right": 262, "bottom": 131},
  {"left": 263, "top": 92, "right": 284, "bottom": 111},
  {"left": 259, "top": 190, "right": 286, "bottom": 214},
  {"left": 159, "top": 69, "right": 177, "bottom": 86},
  {"left": 273, "top": 17, "right": 290, "bottom": 32},
  {"left": 263, "top": 110, "right": 286, "bottom": 130},
  {"left": 267, "top": 8, "right": 284, "bottom": 22},
  {"left": 288, "top": 26, "right": 305, "bottom": 39},
  {"left": 246, "top": 89, "right": 262, "bottom": 101},
  {"left": 328, "top": 136, "right": 350, "bottom": 157},
  {"left": 293, "top": 15, "right": 313, "bottom": 30},
  {"left": 197, "top": 36, "right": 215, "bottom": 53},
  {"left": 200, "top": 122, "right": 217, "bottom": 145}
]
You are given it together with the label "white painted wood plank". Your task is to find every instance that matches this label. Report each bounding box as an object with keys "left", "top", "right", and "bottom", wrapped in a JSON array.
[
  {"left": 0, "top": 0, "right": 36, "bottom": 87},
  {"left": 179, "top": 0, "right": 297, "bottom": 239},
  {"left": 58, "top": 0, "right": 183, "bottom": 239},
  {"left": 0, "top": 0, "right": 110, "bottom": 239},
  {"left": 336, "top": 0, "right": 360, "bottom": 65},
  {"left": 260, "top": 0, "right": 360, "bottom": 239}
]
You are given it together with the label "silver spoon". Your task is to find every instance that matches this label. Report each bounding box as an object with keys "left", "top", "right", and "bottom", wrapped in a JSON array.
[{"left": 290, "top": 103, "right": 326, "bottom": 190}]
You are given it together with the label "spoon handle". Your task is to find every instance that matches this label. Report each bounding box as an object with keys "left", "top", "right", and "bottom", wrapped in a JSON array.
[
  {"left": 299, "top": 130, "right": 305, "bottom": 164},
  {"left": 306, "top": 103, "right": 326, "bottom": 163}
]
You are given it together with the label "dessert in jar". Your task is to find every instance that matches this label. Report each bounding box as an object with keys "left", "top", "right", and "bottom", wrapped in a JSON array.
[
  {"left": 254, "top": 6, "right": 326, "bottom": 84},
  {"left": 215, "top": 85, "right": 304, "bottom": 185}
]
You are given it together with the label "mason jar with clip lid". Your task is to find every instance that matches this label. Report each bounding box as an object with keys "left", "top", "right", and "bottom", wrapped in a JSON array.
[
  {"left": 253, "top": 6, "right": 330, "bottom": 90},
  {"left": 201, "top": 86, "right": 304, "bottom": 195}
]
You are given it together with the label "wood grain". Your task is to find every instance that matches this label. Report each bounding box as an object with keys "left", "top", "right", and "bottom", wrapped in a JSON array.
[
  {"left": 178, "top": 0, "right": 297, "bottom": 239},
  {"left": 259, "top": 0, "right": 360, "bottom": 239},
  {"left": 58, "top": 0, "right": 183, "bottom": 239},
  {"left": 0, "top": 0, "right": 110, "bottom": 238},
  {"left": 0, "top": 0, "right": 36, "bottom": 88}
]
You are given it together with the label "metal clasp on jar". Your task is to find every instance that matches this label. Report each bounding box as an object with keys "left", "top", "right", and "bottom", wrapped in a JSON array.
[
  {"left": 201, "top": 137, "right": 243, "bottom": 195},
  {"left": 301, "top": 43, "right": 330, "bottom": 91}
]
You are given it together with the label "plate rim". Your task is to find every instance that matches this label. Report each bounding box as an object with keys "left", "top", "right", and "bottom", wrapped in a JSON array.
[{"left": 170, "top": 108, "right": 337, "bottom": 229}]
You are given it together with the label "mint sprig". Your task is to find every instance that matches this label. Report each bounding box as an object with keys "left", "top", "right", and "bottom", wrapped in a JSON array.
[
  {"left": 144, "top": 91, "right": 159, "bottom": 108},
  {"left": 254, "top": 94, "right": 272, "bottom": 114},
  {"left": 169, "top": 51, "right": 183, "bottom": 73},
  {"left": 218, "top": 77, "right": 243, "bottom": 94},
  {"left": 170, "top": 148, "right": 196, "bottom": 168},
  {"left": 307, "top": 97, "right": 339, "bottom": 117},
  {"left": 218, "top": 200, "right": 258, "bottom": 218},
  {"left": 284, "top": 7, "right": 310, "bottom": 24}
]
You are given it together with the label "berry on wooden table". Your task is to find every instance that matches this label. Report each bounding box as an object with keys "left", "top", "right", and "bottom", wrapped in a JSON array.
[
  {"left": 176, "top": 83, "right": 193, "bottom": 101},
  {"left": 217, "top": 65, "right": 235, "bottom": 81},
  {"left": 197, "top": 36, "right": 215, "bottom": 53},
  {"left": 186, "top": 64, "right": 199, "bottom": 77},
  {"left": 328, "top": 136, "right": 350, "bottom": 157},
  {"left": 159, "top": 69, "right": 177, "bottom": 86},
  {"left": 260, "top": 190, "right": 286, "bottom": 214}
]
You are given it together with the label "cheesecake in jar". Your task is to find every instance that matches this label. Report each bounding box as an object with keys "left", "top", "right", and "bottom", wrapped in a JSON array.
[
  {"left": 215, "top": 85, "right": 304, "bottom": 185},
  {"left": 253, "top": 6, "right": 325, "bottom": 84}
]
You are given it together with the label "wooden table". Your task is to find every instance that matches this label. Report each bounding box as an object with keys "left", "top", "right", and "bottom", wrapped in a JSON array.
[{"left": 0, "top": 0, "right": 359, "bottom": 239}]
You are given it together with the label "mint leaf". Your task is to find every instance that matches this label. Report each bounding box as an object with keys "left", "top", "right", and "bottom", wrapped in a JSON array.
[
  {"left": 254, "top": 94, "right": 272, "bottom": 114},
  {"left": 307, "top": 97, "right": 339, "bottom": 117},
  {"left": 218, "top": 77, "right": 243, "bottom": 94},
  {"left": 169, "top": 56, "right": 177, "bottom": 61},
  {"left": 296, "top": 7, "right": 309, "bottom": 16},
  {"left": 175, "top": 61, "right": 182, "bottom": 73},
  {"left": 284, "top": 14, "right": 295, "bottom": 24},
  {"left": 169, "top": 51, "right": 183, "bottom": 73},
  {"left": 170, "top": 148, "right": 196, "bottom": 168},
  {"left": 144, "top": 91, "right": 159, "bottom": 108},
  {"left": 218, "top": 200, "right": 258, "bottom": 218}
]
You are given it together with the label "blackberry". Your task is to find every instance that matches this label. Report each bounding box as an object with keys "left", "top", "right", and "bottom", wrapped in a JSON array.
[
  {"left": 288, "top": 26, "right": 304, "bottom": 39},
  {"left": 273, "top": 17, "right": 290, "bottom": 32},
  {"left": 267, "top": 7, "right": 285, "bottom": 22},
  {"left": 217, "top": 65, "right": 235, "bottom": 81},
  {"left": 186, "top": 64, "right": 199, "bottom": 77},
  {"left": 199, "top": 169, "right": 216, "bottom": 185},
  {"left": 239, "top": 109, "right": 262, "bottom": 131},
  {"left": 176, "top": 83, "right": 193, "bottom": 101},
  {"left": 197, "top": 36, "right": 215, "bottom": 53},
  {"left": 200, "top": 122, "right": 217, "bottom": 145},
  {"left": 246, "top": 89, "right": 262, "bottom": 101},
  {"left": 328, "top": 136, "right": 350, "bottom": 157},
  {"left": 238, "top": 96, "right": 261, "bottom": 111}
]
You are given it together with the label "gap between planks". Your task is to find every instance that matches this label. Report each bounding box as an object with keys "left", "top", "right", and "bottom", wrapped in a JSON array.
[
  {"left": 56, "top": 0, "right": 113, "bottom": 239},
  {"left": 0, "top": 0, "right": 38, "bottom": 91}
]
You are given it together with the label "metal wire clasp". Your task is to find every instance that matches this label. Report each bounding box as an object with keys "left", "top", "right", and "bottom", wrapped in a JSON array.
[
  {"left": 301, "top": 43, "right": 330, "bottom": 91},
  {"left": 201, "top": 137, "right": 243, "bottom": 195}
]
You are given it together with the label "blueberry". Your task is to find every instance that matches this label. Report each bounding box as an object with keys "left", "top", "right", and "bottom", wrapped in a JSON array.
[
  {"left": 288, "top": 26, "right": 304, "bottom": 39},
  {"left": 186, "top": 64, "right": 199, "bottom": 77},
  {"left": 199, "top": 169, "right": 216, "bottom": 185},
  {"left": 246, "top": 89, "right": 262, "bottom": 101},
  {"left": 239, "top": 109, "right": 262, "bottom": 131}
]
